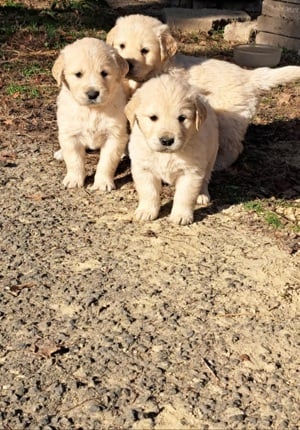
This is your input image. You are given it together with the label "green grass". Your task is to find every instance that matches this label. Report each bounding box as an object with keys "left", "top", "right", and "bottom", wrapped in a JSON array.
[
  {"left": 243, "top": 199, "right": 297, "bottom": 230},
  {"left": 22, "top": 64, "right": 45, "bottom": 77},
  {"left": 264, "top": 211, "right": 283, "bottom": 229},
  {"left": 3, "top": 0, "right": 24, "bottom": 6},
  {"left": 6, "top": 83, "right": 39, "bottom": 98}
]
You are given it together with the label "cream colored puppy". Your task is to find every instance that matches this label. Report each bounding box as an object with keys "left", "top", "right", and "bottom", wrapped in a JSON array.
[
  {"left": 52, "top": 37, "right": 129, "bottom": 190},
  {"left": 125, "top": 74, "right": 219, "bottom": 225},
  {"left": 107, "top": 14, "right": 300, "bottom": 170}
]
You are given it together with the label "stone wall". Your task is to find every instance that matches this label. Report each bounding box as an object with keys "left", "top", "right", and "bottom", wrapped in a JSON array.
[{"left": 256, "top": 0, "right": 300, "bottom": 51}]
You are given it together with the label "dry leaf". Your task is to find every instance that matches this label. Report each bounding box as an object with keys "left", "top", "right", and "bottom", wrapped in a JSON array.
[
  {"left": 277, "top": 93, "right": 292, "bottom": 106},
  {"left": 8, "top": 282, "right": 36, "bottom": 296},
  {"left": 34, "top": 338, "right": 67, "bottom": 359},
  {"left": 240, "top": 354, "right": 252, "bottom": 362},
  {"left": 26, "top": 193, "right": 46, "bottom": 202},
  {"left": 0, "top": 151, "right": 16, "bottom": 161}
]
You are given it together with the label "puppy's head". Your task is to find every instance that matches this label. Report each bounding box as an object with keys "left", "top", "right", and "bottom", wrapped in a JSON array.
[
  {"left": 125, "top": 74, "right": 207, "bottom": 153},
  {"left": 107, "top": 14, "right": 177, "bottom": 82},
  {"left": 52, "top": 37, "right": 129, "bottom": 107}
]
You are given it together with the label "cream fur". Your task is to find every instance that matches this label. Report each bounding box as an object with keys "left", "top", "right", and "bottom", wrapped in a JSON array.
[
  {"left": 52, "top": 37, "right": 129, "bottom": 190},
  {"left": 125, "top": 74, "right": 219, "bottom": 225},
  {"left": 107, "top": 14, "right": 300, "bottom": 170}
]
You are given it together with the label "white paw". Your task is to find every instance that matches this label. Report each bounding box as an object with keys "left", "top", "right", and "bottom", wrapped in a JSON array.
[
  {"left": 63, "top": 173, "right": 85, "bottom": 189},
  {"left": 89, "top": 178, "right": 116, "bottom": 192},
  {"left": 169, "top": 211, "right": 194, "bottom": 225},
  {"left": 135, "top": 207, "right": 159, "bottom": 222},
  {"left": 197, "top": 193, "right": 210, "bottom": 206},
  {"left": 54, "top": 149, "right": 64, "bottom": 161}
]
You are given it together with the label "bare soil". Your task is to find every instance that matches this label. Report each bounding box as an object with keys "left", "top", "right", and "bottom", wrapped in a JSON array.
[{"left": 0, "top": 2, "right": 299, "bottom": 429}]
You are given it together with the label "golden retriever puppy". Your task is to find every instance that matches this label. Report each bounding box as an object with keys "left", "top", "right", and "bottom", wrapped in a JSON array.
[
  {"left": 125, "top": 74, "right": 219, "bottom": 225},
  {"left": 107, "top": 14, "right": 300, "bottom": 170},
  {"left": 52, "top": 37, "right": 129, "bottom": 190}
]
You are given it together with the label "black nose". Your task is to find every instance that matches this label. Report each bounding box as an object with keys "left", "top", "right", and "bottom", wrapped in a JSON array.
[
  {"left": 87, "top": 90, "right": 99, "bottom": 100},
  {"left": 126, "top": 60, "right": 134, "bottom": 71},
  {"left": 160, "top": 136, "right": 174, "bottom": 147}
]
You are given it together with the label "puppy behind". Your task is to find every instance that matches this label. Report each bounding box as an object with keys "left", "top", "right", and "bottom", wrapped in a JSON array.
[
  {"left": 52, "top": 37, "right": 129, "bottom": 190},
  {"left": 107, "top": 14, "right": 177, "bottom": 94},
  {"left": 125, "top": 74, "right": 219, "bottom": 225},
  {"left": 108, "top": 14, "right": 300, "bottom": 170}
]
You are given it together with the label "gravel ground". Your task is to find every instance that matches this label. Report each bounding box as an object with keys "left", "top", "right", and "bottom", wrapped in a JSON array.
[
  {"left": 0, "top": 120, "right": 299, "bottom": 429},
  {"left": 0, "top": 3, "right": 300, "bottom": 429}
]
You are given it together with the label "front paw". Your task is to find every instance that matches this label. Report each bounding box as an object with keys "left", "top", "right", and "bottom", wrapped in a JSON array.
[
  {"left": 63, "top": 173, "right": 85, "bottom": 188},
  {"left": 54, "top": 149, "right": 64, "bottom": 161},
  {"left": 135, "top": 206, "right": 159, "bottom": 222},
  {"left": 90, "top": 178, "right": 116, "bottom": 192},
  {"left": 169, "top": 210, "right": 194, "bottom": 225},
  {"left": 197, "top": 193, "right": 210, "bottom": 206}
]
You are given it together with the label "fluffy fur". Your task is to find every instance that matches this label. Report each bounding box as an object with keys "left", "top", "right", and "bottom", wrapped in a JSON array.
[
  {"left": 52, "top": 37, "right": 129, "bottom": 190},
  {"left": 107, "top": 14, "right": 300, "bottom": 170},
  {"left": 125, "top": 74, "right": 219, "bottom": 225}
]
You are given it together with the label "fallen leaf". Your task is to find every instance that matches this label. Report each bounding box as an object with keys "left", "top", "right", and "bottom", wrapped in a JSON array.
[
  {"left": 240, "top": 354, "right": 252, "bottom": 362},
  {"left": 26, "top": 193, "right": 46, "bottom": 202},
  {"left": 8, "top": 282, "right": 36, "bottom": 296},
  {"left": 33, "top": 338, "right": 68, "bottom": 358},
  {"left": 0, "top": 151, "right": 16, "bottom": 161},
  {"left": 3, "top": 119, "right": 13, "bottom": 126},
  {"left": 277, "top": 93, "right": 292, "bottom": 106}
]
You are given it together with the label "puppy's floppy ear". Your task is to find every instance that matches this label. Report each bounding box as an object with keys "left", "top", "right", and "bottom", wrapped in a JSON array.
[
  {"left": 52, "top": 53, "right": 64, "bottom": 86},
  {"left": 156, "top": 24, "right": 177, "bottom": 62},
  {"left": 112, "top": 50, "right": 129, "bottom": 78},
  {"left": 125, "top": 92, "right": 140, "bottom": 129},
  {"left": 193, "top": 94, "right": 207, "bottom": 131},
  {"left": 106, "top": 25, "right": 117, "bottom": 47}
]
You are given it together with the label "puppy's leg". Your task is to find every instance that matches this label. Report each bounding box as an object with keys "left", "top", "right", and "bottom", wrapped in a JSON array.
[
  {"left": 197, "top": 159, "right": 215, "bottom": 206},
  {"left": 197, "top": 180, "right": 210, "bottom": 206},
  {"left": 132, "top": 168, "right": 161, "bottom": 221},
  {"left": 91, "top": 136, "right": 127, "bottom": 192},
  {"left": 170, "top": 174, "right": 202, "bottom": 225},
  {"left": 61, "top": 138, "right": 85, "bottom": 188}
]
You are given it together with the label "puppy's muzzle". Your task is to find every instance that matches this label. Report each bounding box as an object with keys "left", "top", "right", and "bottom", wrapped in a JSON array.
[
  {"left": 126, "top": 59, "right": 138, "bottom": 79},
  {"left": 127, "top": 60, "right": 134, "bottom": 72},
  {"left": 159, "top": 136, "right": 175, "bottom": 147}
]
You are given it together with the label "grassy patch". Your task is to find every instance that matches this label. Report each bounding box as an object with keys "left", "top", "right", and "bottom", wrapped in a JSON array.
[
  {"left": 244, "top": 199, "right": 299, "bottom": 231},
  {"left": 6, "top": 83, "right": 39, "bottom": 98}
]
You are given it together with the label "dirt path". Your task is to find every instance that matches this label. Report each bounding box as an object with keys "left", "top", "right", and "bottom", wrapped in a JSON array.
[{"left": 0, "top": 124, "right": 299, "bottom": 429}]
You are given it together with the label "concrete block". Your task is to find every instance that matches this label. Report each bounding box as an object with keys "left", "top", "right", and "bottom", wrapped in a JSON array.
[
  {"left": 257, "top": 15, "right": 300, "bottom": 39},
  {"left": 192, "top": 0, "right": 217, "bottom": 7},
  {"left": 214, "top": 1, "right": 261, "bottom": 13},
  {"left": 256, "top": 31, "right": 300, "bottom": 51},
  {"left": 105, "top": 0, "right": 169, "bottom": 8},
  {"left": 224, "top": 20, "right": 258, "bottom": 43},
  {"left": 170, "top": 0, "right": 193, "bottom": 6},
  {"left": 262, "top": 0, "right": 300, "bottom": 20},
  {"left": 163, "top": 8, "right": 251, "bottom": 33}
]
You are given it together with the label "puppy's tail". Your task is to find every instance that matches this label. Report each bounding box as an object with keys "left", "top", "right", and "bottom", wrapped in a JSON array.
[{"left": 250, "top": 65, "right": 300, "bottom": 91}]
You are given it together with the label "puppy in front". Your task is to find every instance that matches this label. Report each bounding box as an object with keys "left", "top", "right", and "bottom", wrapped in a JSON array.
[
  {"left": 125, "top": 74, "right": 219, "bottom": 225},
  {"left": 52, "top": 37, "right": 129, "bottom": 190},
  {"left": 107, "top": 14, "right": 300, "bottom": 170}
]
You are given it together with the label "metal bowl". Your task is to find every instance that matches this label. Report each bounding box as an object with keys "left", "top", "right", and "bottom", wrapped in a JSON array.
[{"left": 233, "top": 44, "right": 282, "bottom": 68}]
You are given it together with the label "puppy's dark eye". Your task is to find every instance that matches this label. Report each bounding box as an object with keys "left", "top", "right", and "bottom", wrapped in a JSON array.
[
  {"left": 120, "top": 43, "right": 125, "bottom": 49},
  {"left": 178, "top": 115, "right": 186, "bottom": 123},
  {"left": 150, "top": 115, "right": 158, "bottom": 122},
  {"left": 141, "top": 48, "right": 149, "bottom": 55},
  {"left": 75, "top": 72, "right": 82, "bottom": 78},
  {"left": 101, "top": 70, "right": 108, "bottom": 78}
]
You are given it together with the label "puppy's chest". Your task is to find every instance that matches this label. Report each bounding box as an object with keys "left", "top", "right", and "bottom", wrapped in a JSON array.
[
  {"left": 78, "top": 110, "right": 118, "bottom": 149},
  {"left": 153, "top": 155, "right": 185, "bottom": 185}
]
